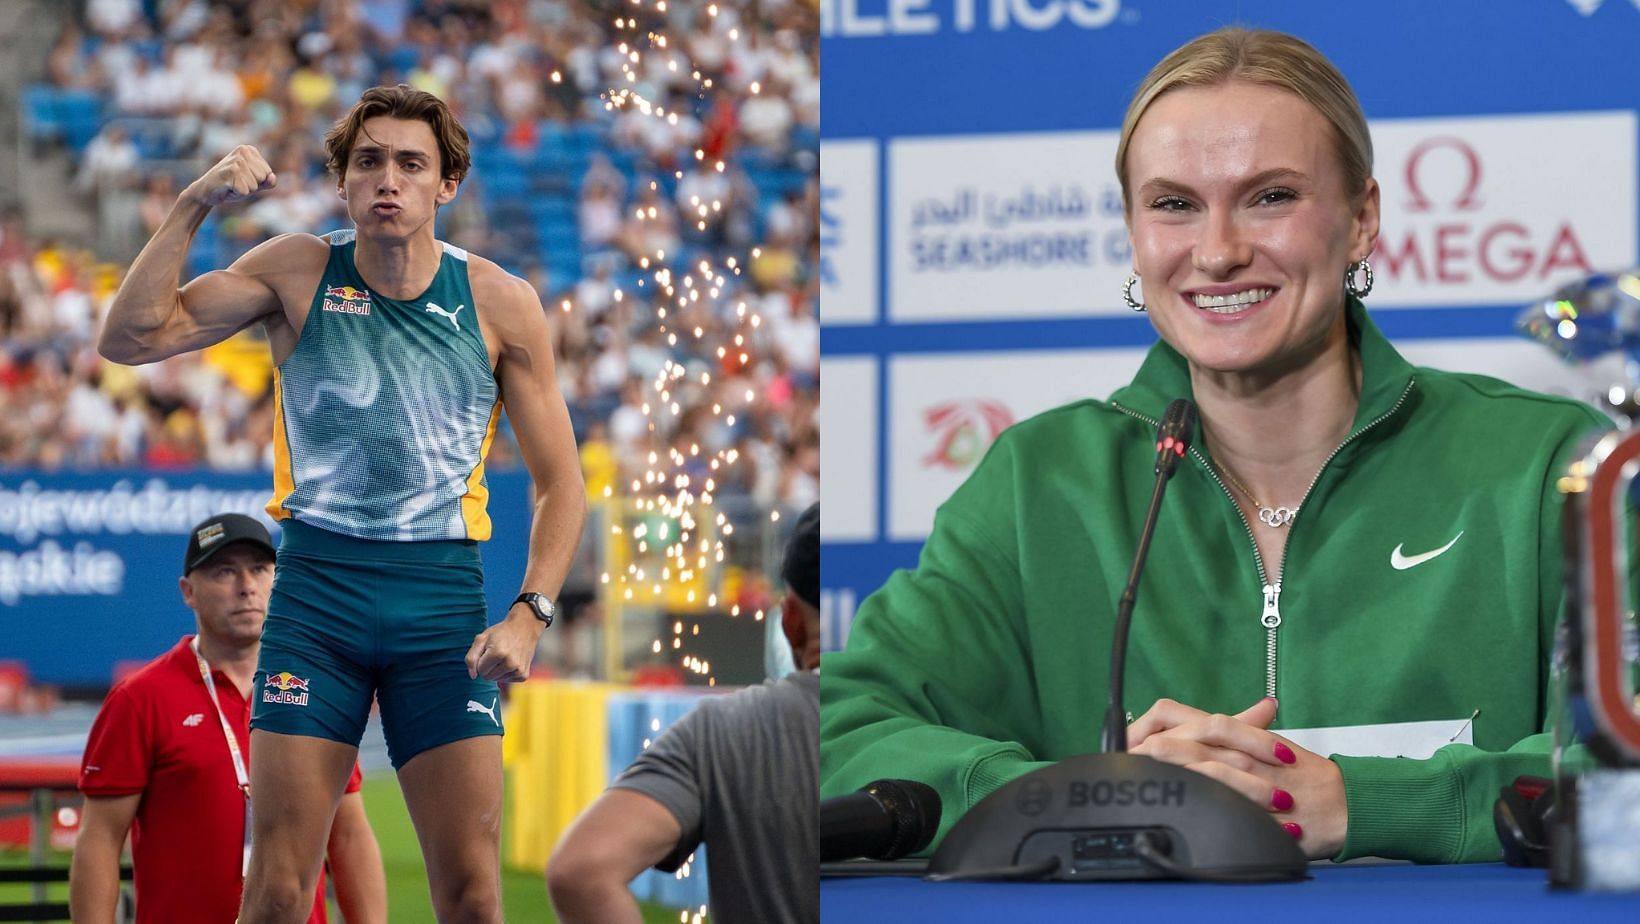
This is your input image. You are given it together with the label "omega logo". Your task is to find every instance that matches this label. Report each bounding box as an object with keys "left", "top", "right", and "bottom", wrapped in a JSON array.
[
  {"left": 1374, "top": 134, "right": 1593, "bottom": 286},
  {"left": 1404, "top": 137, "right": 1483, "bottom": 212}
]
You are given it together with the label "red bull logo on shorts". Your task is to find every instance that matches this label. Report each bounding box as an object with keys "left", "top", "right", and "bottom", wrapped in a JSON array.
[
  {"left": 263, "top": 671, "right": 311, "bottom": 706},
  {"left": 321, "top": 285, "right": 372, "bottom": 316}
]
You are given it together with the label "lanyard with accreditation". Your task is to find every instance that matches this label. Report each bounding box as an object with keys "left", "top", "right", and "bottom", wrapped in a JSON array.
[{"left": 191, "top": 636, "right": 253, "bottom": 878}]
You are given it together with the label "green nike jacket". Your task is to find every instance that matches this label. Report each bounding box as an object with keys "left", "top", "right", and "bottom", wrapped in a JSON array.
[{"left": 819, "top": 298, "right": 1610, "bottom": 863}]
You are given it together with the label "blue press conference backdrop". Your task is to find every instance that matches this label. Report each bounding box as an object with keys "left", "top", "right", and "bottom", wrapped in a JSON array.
[
  {"left": 0, "top": 471, "right": 534, "bottom": 686},
  {"left": 817, "top": 0, "right": 1640, "bottom": 649}
]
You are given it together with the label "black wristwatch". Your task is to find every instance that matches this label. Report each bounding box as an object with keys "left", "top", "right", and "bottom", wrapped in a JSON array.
[{"left": 513, "top": 592, "right": 556, "bottom": 627}]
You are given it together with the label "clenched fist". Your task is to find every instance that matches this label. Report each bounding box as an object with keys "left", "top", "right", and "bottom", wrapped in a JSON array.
[{"left": 185, "top": 145, "right": 277, "bottom": 208}]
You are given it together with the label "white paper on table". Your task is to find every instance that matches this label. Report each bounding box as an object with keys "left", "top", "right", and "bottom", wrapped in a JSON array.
[{"left": 1277, "top": 717, "right": 1475, "bottom": 760}]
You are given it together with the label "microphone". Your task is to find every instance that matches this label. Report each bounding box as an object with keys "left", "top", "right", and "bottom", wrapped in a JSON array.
[
  {"left": 1103, "top": 398, "right": 1196, "bottom": 753},
  {"left": 1152, "top": 397, "right": 1197, "bottom": 479},
  {"left": 819, "top": 778, "right": 941, "bottom": 862}
]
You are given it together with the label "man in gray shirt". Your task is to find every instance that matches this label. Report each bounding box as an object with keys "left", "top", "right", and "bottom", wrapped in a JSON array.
[{"left": 547, "top": 503, "right": 820, "bottom": 923}]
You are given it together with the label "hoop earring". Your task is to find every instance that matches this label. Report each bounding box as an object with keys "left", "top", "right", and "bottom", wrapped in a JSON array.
[
  {"left": 1345, "top": 259, "right": 1374, "bottom": 299},
  {"left": 1123, "top": 273, "right": 1146, "bottom": 312}
]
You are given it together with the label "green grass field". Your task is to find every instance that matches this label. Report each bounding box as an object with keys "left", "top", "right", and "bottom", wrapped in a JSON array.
[
  {"left": 1, "top": 776, "right": 689, "bottom": 922},
  {"left": 0, "top": 845, "right": 70, "bottom": 912}
]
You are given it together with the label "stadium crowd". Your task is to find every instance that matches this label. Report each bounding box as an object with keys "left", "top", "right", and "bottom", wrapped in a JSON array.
[{"left": 3, "top": 0, "right": 820, "bottom": 516}]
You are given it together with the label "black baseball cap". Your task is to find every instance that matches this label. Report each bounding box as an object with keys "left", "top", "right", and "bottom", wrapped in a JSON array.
[
  {"left": 183, "top": 513, "right": 276, "bottom": 576},
  {"left": 781, "top": 503, "right": 819, "bottom": 608}
]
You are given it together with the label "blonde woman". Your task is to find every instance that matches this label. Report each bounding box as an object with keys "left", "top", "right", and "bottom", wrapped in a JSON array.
[{"left": 820, "top": 28, "right": 1606, "bottom": 864}]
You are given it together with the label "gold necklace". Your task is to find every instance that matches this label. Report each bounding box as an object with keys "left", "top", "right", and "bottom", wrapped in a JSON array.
[{"left": 1212, "top": 460, "right": 1299, "bottom": 528}]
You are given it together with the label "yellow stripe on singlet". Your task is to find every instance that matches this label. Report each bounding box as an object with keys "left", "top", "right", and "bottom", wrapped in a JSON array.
[
  {"left": 266, "top": 369, "right": 297, "bottom": 521},
  {"left": 459, "top": 398, "right": 504, "bottom": 540}
]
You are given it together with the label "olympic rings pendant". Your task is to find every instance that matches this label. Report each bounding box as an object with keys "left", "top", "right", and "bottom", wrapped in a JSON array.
[{"left": 1258, "top": 505, "right": 1297, "bottom": 528}]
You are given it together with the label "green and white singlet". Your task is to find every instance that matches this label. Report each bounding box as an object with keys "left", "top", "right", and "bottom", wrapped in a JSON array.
[{"left": 268, "top": 230, "right": 501, "bottom": 541}]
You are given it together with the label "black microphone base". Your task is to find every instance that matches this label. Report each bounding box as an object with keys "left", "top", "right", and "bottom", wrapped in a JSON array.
[{"left": 927, "top": 753, "right": 1307, "bottom": 882}]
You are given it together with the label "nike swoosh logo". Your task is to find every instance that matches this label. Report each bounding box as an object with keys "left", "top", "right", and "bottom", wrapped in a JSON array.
[{"left": 1390, "top": 531, "right": 1464, "bottom": 571}]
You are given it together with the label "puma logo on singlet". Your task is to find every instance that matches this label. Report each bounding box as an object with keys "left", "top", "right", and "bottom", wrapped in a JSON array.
[
  {"left": 466, "top": 697, "right": 499, "bottom": 726},
  {"left": 426, "top": 301, "right": 465, "bottom": 330}
]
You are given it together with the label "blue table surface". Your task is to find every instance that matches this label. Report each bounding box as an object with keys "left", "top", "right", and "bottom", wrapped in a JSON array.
[{"left": 820, "top": 863, "right": 1639, "bottom": 922}]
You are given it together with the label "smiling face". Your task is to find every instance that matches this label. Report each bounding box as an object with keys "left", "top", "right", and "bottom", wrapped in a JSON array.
[
  {"left": 337, "top": 115, "right": 459, "bottom": 240},
  {"left": 1125, "top": 81, "right": 1380, "bottom": 380}
]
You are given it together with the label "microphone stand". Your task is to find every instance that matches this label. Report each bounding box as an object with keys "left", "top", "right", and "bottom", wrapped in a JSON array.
[
  {"left": 1102, "top": 460, "right": 1175, "bottom": 753},
  {"left": 1105, "top": 398, "right": 1193, "bottom": 752}
]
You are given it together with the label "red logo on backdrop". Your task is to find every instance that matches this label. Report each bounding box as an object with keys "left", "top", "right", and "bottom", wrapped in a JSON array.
[
  {"left": 921, "top": 400, "right": 1014, "bottom": 470},
  {"left": 1375, "top": 134, "right": 1592, "bottom": 285},
  {"left": 1404, "top": 137, "right": 1483, "bottom": 212}
]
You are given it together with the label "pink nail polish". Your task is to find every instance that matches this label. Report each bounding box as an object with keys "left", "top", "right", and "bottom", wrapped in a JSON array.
[
  {"left": 1271, "top": 788, "right": 1294, "bottom": 811},
  {"left": 1282, "top": 822, "right": 1302, "bottom": 839},
  {"left": 1273, "top": 742, "right": 1297, "bottom": 765}
]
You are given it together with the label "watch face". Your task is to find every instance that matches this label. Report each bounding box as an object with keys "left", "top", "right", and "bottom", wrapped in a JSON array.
[{"left": 524, "top": 594, "right": 553, "bottom": 624}]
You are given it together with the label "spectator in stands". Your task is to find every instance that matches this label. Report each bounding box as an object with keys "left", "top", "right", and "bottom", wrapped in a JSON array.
[
  {"left": 577, "top": 158, "right": 626, "bottom": 252},
  {"left": 685, "top": 13, "right": 730, "bottom": 85},
  {"left": 46, "top": 22, "right": 98, "bottom": 90},
  {"left": 761, "top": 283, "right": 817, "bottom": 381},
  {"left": 780, "top": 421, "right": 819, "bottom": 510},
  {"left": 547, "top": 502, "right": 819, "bottom": 924},
  {"left": 572, "top": 256, "right": 616, "bottom": 321},
  {"left": 76, "top": 124, "right": 141, "bottom": 201},
  {"left": 0, "top": 206, "right": 29, "bottom": 265},
  {"left": 111, "top": 55, "right": 155, "bottom": 115},
  {"left": 85, "top": 0, "right": 142, "bottom": 40},
  {"left": 737, "top": 82, "right": 793, "bottom": 154},
  {"left": 607, "top": 374, "right": 649, "bottom": 475},
  {"left": 617, "top": 182, "right": 682, "bottom": 263},
  {"left": 70, "top": 513, "right": 385, "bottom": 924},
  {"left": 749, "top": 223, "right": 803, "bottom": 293},
  {"left": 137, "top": 172, "right": 181, "bottom": 238},
  {"left": 578, "top": 419, "right": 618, "bottom": 499}
]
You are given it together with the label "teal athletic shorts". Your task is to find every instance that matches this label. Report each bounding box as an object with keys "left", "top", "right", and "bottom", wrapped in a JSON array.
[{"left": 251, "top": 520, "right": 504, "bottom": 769}]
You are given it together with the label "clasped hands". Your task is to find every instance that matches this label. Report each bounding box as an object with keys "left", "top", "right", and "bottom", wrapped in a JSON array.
[{"left": 1126, "top": 696, "right": 1345, "bottom": 859}]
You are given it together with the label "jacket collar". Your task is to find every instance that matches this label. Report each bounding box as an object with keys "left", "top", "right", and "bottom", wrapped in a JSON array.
[{"left": 1109, "top": 296, "right": 1417, "bottom": 434}]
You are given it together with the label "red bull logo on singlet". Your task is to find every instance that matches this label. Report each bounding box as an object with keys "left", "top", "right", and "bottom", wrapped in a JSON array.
[
  {"left": 263, "top": 671, "right": 311, "bottom": 706},
  {"left": 321, "top": 285, "right": 372, "bottom": 316}
]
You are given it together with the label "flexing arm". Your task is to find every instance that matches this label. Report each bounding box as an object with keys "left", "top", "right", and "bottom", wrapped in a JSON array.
[
  {"left": 98, "top": 145, "right": 287, "bottom": 364},
  {"left": 546, "top": 790, "right": 683, "bottom": 924},
  {"left": 325, "top": 791, "right": 387, "bottom": 923},
  {"left": 69, "top": 794, "right": 139, "bottom": 924},
  {"left": 467, "top": 271, "right": 587, "bottom": 682}
]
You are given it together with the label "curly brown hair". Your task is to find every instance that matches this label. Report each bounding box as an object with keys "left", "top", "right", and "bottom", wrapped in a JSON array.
[{"left": 324, "top": 84, "right": 471, "bottom": 185}]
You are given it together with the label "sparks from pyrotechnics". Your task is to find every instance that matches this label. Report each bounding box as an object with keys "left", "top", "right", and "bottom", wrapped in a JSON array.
[{"left": 591, "top": 0, "right": 797, "bottom": 687}]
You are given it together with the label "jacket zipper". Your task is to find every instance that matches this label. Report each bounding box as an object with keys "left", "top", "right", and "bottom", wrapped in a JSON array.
[
  {"left": 1114, "top": 378, "right": 1415, "bottom": 699},
  {"left": 1261, "top": 582, "right": 1282, "bottom": 697}
]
